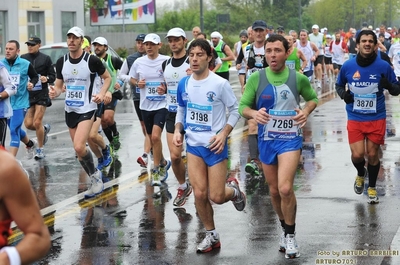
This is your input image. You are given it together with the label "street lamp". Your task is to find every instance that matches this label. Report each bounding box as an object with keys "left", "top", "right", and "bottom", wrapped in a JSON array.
[{"left": 200, "top": 0, "right": 204, "bottom": 31}]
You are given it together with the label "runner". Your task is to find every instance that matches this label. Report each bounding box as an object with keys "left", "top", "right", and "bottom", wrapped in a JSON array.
[
  {"left": 92, "top": 37, "right": 124, "bottom": 153},
  {"left": 1, "top": 40, "right": 39, "bottom": 157},
  {"left": 49, "top": 26, "right": 112, "bottom": 198},
  {"left": 173, "top": 39, "right": 245, "bottom": 253},
  {"left": 335, "top": 29, "right": 400, "bottom": 204},
  {"left": 210, "top": 31, "right": 235, "bottom": 80},
  {"left": 234, "top": 30, "right": 249, "bottom": 89},
  {"left": 330, "top": 32, "right": 348, "bottom": 80},
  {"left": 0, "top": 149, "right": 51, "bottom": 264},
  {"left": 239, "top": 34, "right": 318, "bottom": 259},
  {"left": 129, "top": 33, "right": 171, "bottom": 186},
  {"left": 309, "top": 25, "right": 325, "bottom": 88},
  {"left": 158, "top": 27, "right": 192, "bottom": 206},
  {"left": 0, "top": 61, "right": 16, "bottom": 149},
  {"left": 21, "top": 36, "right": 54, "bottom": 159},
  {"left": 118, "top": 34, "right": 152, "bottom": 168},
  {"left": 297, "top": 29, "right": 319, "bottom": 82},
  {"left": 284, "top": 35, "right": 308, "bottom": 73},
  {"left": 323, "top": 34, "right": 334, "bottom": 83}
]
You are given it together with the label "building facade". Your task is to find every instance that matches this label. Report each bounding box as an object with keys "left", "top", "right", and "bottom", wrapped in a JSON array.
[{"left": 0, "top": 0, "right": 84, "bottom": 55}]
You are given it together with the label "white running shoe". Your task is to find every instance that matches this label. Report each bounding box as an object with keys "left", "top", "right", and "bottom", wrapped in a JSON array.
[
  {"left": 84, "top": 170, "right": 104, "bottom": 198},
  {"left": 279, "top": 229, "right": 286, "bottom": 252},
  {"left": 285, "top": 233, "right": 300, "bottom": 259},
  {"left": 26, "top": 139, "right": 37, "bottom": 159},
  {"left": 34, "top": 148, "right": 45, "bottom": 160}
]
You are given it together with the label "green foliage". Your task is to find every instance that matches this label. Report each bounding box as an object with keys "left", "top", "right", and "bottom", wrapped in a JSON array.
[{"left": 115, "top": 47, "right": 128, "bottom": 59}]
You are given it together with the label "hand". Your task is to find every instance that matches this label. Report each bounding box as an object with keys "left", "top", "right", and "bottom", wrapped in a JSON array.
[
  {"left": 236, "top": 63, "right": 241, "bottom": 70},
  {"left": 172, "top": 131, "right": 183, "bottom": 147},
  {"left": 186, "top": 68, "right": 192, "bottom": 75},
  {"left": 49, "top": 85, "right": 60, "bottom": 99},
  {"left": 137, "top": 79, "right": 146, "bottom": 89},
  {"left": 157, "top": 82, "right": 166, "bottom": 95},
  {"left": 379, "top": 73, "right": 392, "bottom": 91},
  {"left": 40, "top": 76, "right": 48, "bottom": 83},
  {"left": 252, "top": 107, "right": 270, "bottom": 125},
  {"left": 92, "top": 93, "right": 104, "bottom": 104},
  {"left": 104, "top": 91, "right": 112, "bottom": 104},
  {"left": 114, "top": 82, "right": 121, "bottom": 90},
  {"left": 343, "top": 89, "right": 354, "bottom": 104},
  {"left": 27, "top": 82, "right": 34, "bottom": 91}
]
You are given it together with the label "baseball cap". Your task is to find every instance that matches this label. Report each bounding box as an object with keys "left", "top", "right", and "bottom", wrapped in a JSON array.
[
  {"left": 326, "top": 34, "right": 332, "bottom": 39},
  {"left": 81, "top": 38, "right": 90, "bottom": 49},
  {"left": 143, "top": 33, "right": 161, "bottom": 44},
  {"left": 166, "top": 27, "right": 186, "bottom": 38},
  {"left": 277, "top": 26, "right": 284, "bottom": 32},
  {"left": 368, "top": 25, "right": 373, "bottom": 29},
  {"left": 312, "top": 24, "right": 319, "bottom": 29},
  {"left": 25, "top": 36, "right": 41, "bottom": 45},
  {"left": 92, "top": 37, "right": 108, "bottom": 46},
  {"left": 67, "top": 26, "right": 84, "bottom": 37},
  {"left": 136, "top": 34, "right": 146, "bottom": 41},
  {"left": 388, "top": 27, "right": 392, "bottom": 30},
  {"left": 252, "top": 20, "right": 267, "bottom": 30}
]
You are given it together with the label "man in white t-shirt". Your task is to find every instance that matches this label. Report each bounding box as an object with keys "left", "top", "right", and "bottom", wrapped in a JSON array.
[
  {"left": 129, "top": 33, "right": 171, "bottom": 186},
  {"left": 388, "top": 41, "right": 400, "bottom": 80},
  {"left": 173, "top": 39, "right": 245, "bottom": 253}
]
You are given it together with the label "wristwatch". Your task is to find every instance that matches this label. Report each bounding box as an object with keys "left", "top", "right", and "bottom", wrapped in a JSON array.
[{"left": 0, "top": 94, "right": 2, "bottom": 100}]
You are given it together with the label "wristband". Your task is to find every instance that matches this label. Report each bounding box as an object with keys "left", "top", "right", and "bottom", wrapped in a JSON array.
[
  {"left": 0, "top": 246, "right": 21, "bottom": 265},
  {"left": 117, "top": 80, "right": 124, "bottom": 86}
]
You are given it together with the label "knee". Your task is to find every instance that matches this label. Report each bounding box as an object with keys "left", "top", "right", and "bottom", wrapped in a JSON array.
[
  {"left": 24, "top": 119, "right": 33, "bottom": 130},
  {"left": 193, "top": 188, "right": 208, "bottom": 202},
  {"left": 269, "top": 187, "right": 280, "bottom": 198},
  {"left": 74, "top": 144, "right": 87, "bottom": 157},
  {"left": 151, "top": 134, "right": 161, "bottom": 143},
  {"left": 209, "top": 190, "right": 226, "bottom": 204},
  {"left": 279, "top": 184, "right": 294, "bottom": 199},
  {"left": 33, "top": 119, "right": 42, "bottom": 129},
  {"left": 170, "top": 152, "right": 181, "bottom": 165}
]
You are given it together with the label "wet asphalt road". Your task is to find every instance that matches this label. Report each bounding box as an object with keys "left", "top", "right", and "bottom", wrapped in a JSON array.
[{"left": 8, "top": 71, "right": 400, "bottom": 265}]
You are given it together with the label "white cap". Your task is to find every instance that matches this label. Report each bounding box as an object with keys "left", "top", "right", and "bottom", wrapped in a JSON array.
[
  {"left": 210, "top": 31, "right": 223, "bottom": 39},
  {"left": 143, "top": 33, "right": 161, "bottom": 44},
  {"left": 376, "top": 28, "right": 380, "bottom": 31},
  {"left": 92, "top": 37, "right": 108, "bottom": 46},
  {"left": 67, "top": 26, "right": 84, "bottom": 37},
  {"left": 312, "top": 24, "right": 319, "bottom": 29},
  {"left": 326, "top": 34, "right": 332, "bottom": 39},
  {"left": 388, "top": 27, "right": 392, "bottom": 30},
  {"left": 166, "top": 27, "right": 186, "bottom": 38}
]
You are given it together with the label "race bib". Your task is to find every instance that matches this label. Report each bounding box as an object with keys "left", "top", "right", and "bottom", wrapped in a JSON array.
[
  {"left": 66, "top": 85, "right": 85, "bottom": 107},
  {"left": 186, "top": 103, "right": 213, "bottom": 132},
  {"left": 286, "top": 60, "right": 295, "bottom": 70},
  {"left": 145, "top": 82, "right": 165, "bottom": 101},
  {"left": 32, "top": 74, "right": 42, "bottom": 91},
  {"left": 353, "top": 94, "right": 376, "bottom": 114},
  {"left": 265, "top": 109, "right": 298, "bottom": 140},
  {"left": 167, "top": 88, "right": 178, "bottom": 112},
  {"left": 10, "top": 74, "right": 20, "bottom": 88}
]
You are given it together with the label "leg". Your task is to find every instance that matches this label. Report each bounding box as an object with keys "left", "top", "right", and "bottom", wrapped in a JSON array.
[
  {"left": 167, "top": 132, "right": 185, "bottom": 184},
  {"left": 32, "top": 105, "right": 47, "bottom": 148}
]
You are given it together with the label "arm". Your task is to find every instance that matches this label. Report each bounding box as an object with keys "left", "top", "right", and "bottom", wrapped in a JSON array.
[
  {"left": 0, "top": 152, "right": 50, "bottom": 264},
  {"left": 236, "top": 47, "right": 244, "bottom": 68},
  {"left": 0, "top": 67, "right": 17, "bottom": 99},
  {"left": 27, "top": 63, "right": 38, "bottom": 90},
  {"left": 44, "top": 56, "right": 56, "bottom": 84},
  {"left": 49, "top": 58, "right": 64, "bottom": 99},
  {"left": 311, "top": 43, "right": 319, "bottom": 61},
  {"left": 213, "top": 56, "right": 222, "bottom": 73},
  {"left": 222, "top": 44, "right": 235, "bottom": 62},
  {"left": 118, "top": 59, "right": 130, "bottom": 83}
]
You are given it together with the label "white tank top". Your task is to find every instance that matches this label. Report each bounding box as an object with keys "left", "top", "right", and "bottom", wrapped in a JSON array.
[
  {"left": 298, "top": 41, "right": 313, "bottom": 72},
  {"left": 62, "top": 52, "right": 97, "bottom": 114},
  {"left": 163, "top": 57, "right": 190, "bottom": 112},
  {"left": 331, "top": 41, "right": 345, "bottom": 65}
]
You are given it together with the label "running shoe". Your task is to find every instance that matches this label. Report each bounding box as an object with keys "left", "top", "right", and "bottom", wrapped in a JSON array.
[
  {"left": 367, "top": 187, "right": 379, "bottom": 204},
  {"left": 227, "top": 177, "right": 246, "bottom": 211},
  {"left": 137, "top": 153, "right": 148, "bottom": 168},
  {"left": 197, "top": 231, "right": 221, "bottom": 253},
  {"left": 112, "top": 133, "right": 121, "bottom": 151},
  {"left": 173, "top": 183, "right": 192, "bottom": 207},
  {"left": 97, "top": 157, "right": 104, "bottom": 171},
  {"left": 279, "top": 229, "right": 286, "bottom": 252},
  {"left": 43, "top": 123, "right": 51, "bottom": 145},
  {"left": 34, "top": 148, "right": 45, "bottom": 160},
  {"left": 159, "top": 159, "right": 171, "bottom": 182},
  {"left": 151, "top": 168, "right": 161, "bottom": 186},
  {"left": 285, "top": 233, "right": 300, "bottom": 259},
  {"left": 245, "top": 159, "right": 260, "bottom": 176},
  {"left": 354, "top": 167, "right": 367, "bottom": 195},
  {"left": 26, "top": 139, "right": 37, "bottom": 160},
  {"left": 84, "top": 170, "right": 104, "bottom": 198},
  {"left": 102, "top": 145, "right": 113, "bottom": 168}
]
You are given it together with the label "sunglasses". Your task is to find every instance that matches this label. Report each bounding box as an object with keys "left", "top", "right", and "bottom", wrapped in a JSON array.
[{"left": 27, "top": 43, "right": 38, "bottom": 46}]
